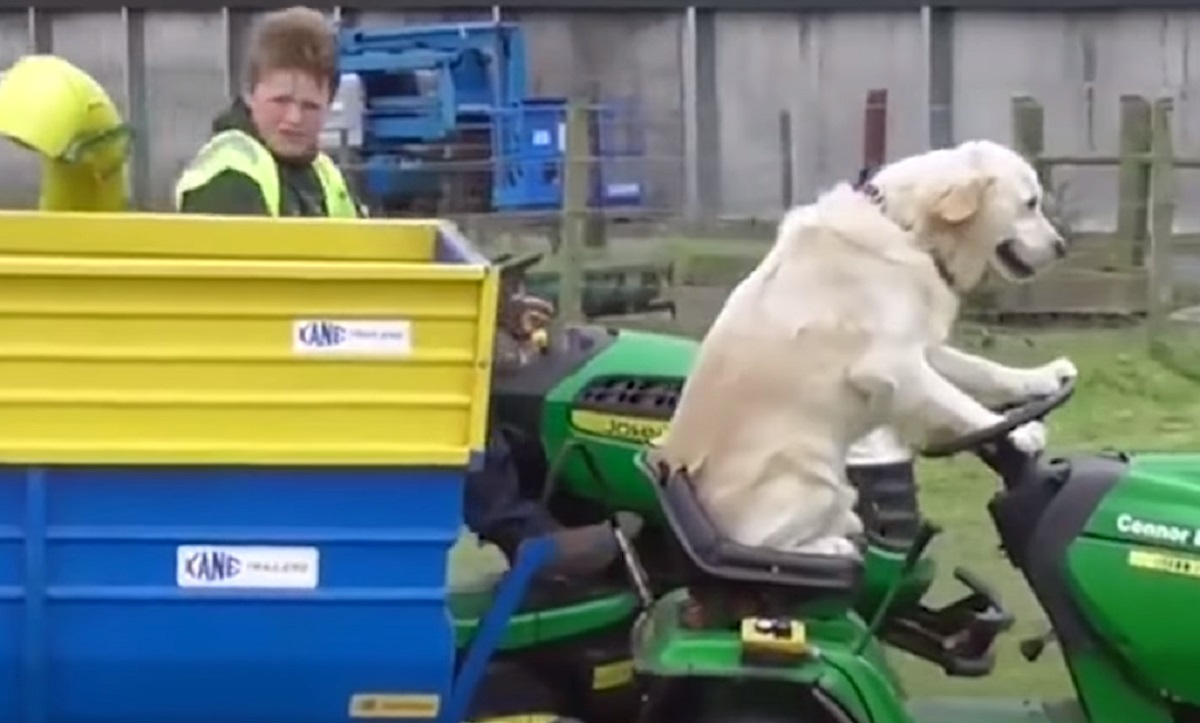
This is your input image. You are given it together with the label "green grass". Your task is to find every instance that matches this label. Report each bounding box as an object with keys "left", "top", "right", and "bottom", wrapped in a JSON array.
[{"left": 895, "top": 326, "right": 1200, "bottom": 699}]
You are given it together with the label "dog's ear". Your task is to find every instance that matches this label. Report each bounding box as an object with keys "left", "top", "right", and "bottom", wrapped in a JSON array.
[{"left": 933, "top": 176, "right": 993, "bottom": 224}]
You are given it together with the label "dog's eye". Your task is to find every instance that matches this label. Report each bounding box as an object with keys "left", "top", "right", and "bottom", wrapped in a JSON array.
[{"left": 1025, "top": 197, "right": 1039, "bottom": 210}]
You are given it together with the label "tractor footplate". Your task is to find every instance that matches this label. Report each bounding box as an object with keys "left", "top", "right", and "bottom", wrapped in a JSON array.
[{"left": 880, "top": 566, "right": 1014, "bottom": 677}]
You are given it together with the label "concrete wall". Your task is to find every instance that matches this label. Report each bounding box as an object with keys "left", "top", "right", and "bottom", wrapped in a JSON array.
[
  {"left": 710, "top": 11, "right": 928, "bottom": 216},
  {"left": 3, "top": 8, "right": 1200, "bottom": 228},
  {"left": 954, "top": 11, "right": 1200, "bottom": 231}
]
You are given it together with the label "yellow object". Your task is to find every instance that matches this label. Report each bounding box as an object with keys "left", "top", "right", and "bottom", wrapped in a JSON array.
[
  {"left": 0, "top": 55, "right": 130, "bottom": 211},
  {"left": 471, "top": 715, "right": 559, "bottom": 723},
  {"left": 0, "top": 211, "right": 498, "bottom": 466},
  {"left": 348, "top": 693, "right": 441, "bottom": 719},
  {"left": 174, "top": 128, "right": 358, "bottom": 217},
  {"left": 1128, "top": 549, "right": 1200, "bottom": 579},
  {"left": 530, "top": 327, "right": 549, "bottom": 351},
  {"left": 570, "top": 409, "right": 668, "bottom": 444},
  {"left": 739, "top": 617, "right": 809, "bottom": 656},
  {"left": 591, "top": 659, "right": 634, "bottom": 690}
]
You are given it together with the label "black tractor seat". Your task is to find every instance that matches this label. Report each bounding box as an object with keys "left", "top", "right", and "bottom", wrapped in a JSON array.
[{"left": 644, "top": 459, "right": 863, "bottom": 622}]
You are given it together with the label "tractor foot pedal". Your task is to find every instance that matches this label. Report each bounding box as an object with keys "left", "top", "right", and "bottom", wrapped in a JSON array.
[
  {"left": 644, "top": 299, "right": 677, "bottom": 319},
  {"left": 881, "top": 566, "right": 1013, "bottom": 677},
  {"left": 1019, "top": 626, "right": 1056, "bottom": 662}
]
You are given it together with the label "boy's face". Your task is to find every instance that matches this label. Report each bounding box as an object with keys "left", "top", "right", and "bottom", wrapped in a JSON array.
[{"left": 245, "top": 68, "right": 330, "bottom": 160}]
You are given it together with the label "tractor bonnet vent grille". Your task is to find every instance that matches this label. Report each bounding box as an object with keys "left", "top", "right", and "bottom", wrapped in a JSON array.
[{"left": 575, "top": 375, "right": 682, "bottom": 420}]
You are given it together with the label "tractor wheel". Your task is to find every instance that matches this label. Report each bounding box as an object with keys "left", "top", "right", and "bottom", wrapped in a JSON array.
[
  {"left": 641, "top": 678, "right": 853, "bottom": 723},
  {"left": 468, "top": 661, "right": 565, "bottom": 723}
]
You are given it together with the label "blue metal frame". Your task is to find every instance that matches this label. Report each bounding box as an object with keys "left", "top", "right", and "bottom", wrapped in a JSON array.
[
  {"left": 491, "top": 98, "right": 646, "bottom": 211},
  {"left": 339, "top": 22, "right": 530, "bottom": 208},
  {"left": 441, "top": 535, "right": 554, "bottom": 723},
  {"left": 337, "top": 21, "right": 648, "bottom": 212},
  {"left": 340, "top": 22, "right": 528, "bottom": 110},
  {"left": 338, "top": 51, "right": 456, "bottom": 143},
  {"left": 339, "top": 22, "right": 528, "bottom": 147}
]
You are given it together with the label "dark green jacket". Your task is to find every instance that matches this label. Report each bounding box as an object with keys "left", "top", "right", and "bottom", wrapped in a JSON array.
[{"left": 177, "top": 100, "right": 363, "bottom": 217}]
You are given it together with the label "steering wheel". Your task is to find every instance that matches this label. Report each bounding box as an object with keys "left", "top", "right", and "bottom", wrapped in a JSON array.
[
  {"left": 921, "top": 378, "right": 1076, "bottom": 459},
  {"left": 494, "top": 251, "right": 545, "bottom": 301}
]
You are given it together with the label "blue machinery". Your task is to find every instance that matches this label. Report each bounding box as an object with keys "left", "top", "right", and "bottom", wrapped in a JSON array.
[{"left": 328, "top": 22, "right": 647, "bottom": 214}]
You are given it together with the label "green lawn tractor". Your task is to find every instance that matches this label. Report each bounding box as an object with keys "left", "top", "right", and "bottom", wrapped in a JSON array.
[
  {"left": 620, "top": 379, "right": 1200, "bottom": 723},
  {"left": 440, "top": 253, "right": 679, "bottom": 723},
  {"left": 456, "top": 252, "right": 1012, "bottom": 722},
  {"left": 447, "top": 532, "right": 641, "bottom": 723}
]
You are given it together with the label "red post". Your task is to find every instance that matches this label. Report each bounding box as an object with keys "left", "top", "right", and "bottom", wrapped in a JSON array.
[{"left": 862, "top": 88, "right": 889, "bottom": 172}]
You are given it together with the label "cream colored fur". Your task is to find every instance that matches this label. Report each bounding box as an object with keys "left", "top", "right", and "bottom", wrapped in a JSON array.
[{"left": 649, "top": 140, "right": 1077, "bottom": 557}]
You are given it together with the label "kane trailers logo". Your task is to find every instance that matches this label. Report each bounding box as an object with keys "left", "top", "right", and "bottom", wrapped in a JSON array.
[
  {"left": 176, "top": 546, "right": 320, "bottom": 589},
  {"left": 291, "top": 319, "right": 412, "bottom": 356},
  {"left": 297, "top": 320, "right": 346, "bottom": 348},
  {"left": 182, "top": 550, "right": 310, "bottom": 582},
  {"left": 183, "top": 549, "right": 243, "bottom": 581},
  {"left": 1116, "top": 514, "right": 1200, "bottom": 547}
]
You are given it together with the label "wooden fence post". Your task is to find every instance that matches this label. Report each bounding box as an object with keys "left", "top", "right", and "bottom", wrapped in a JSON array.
[
  {"left": 559, "top": 99, "right": 589, "bottom": 323},
  {"left": 779, "top": 109, "right": 793, "bottom": 208},
  {"left": 582, "top": 103, "right": 607, "bottom": 251},
  {"left": 1004, "top": 96, "right": 1047, "bottom": 313},
  {"left": 862, "top": 88, "right": 888, "bottom": 170},
  {"left": 1010, "top": 96, "right": 1046, "bottom": 183},
  {"left": 1115, "top": 95, "right": 1153, "bottom": 270},
  {"left": 1148, "top": 97, "right": 1176, "bottom": 337}
]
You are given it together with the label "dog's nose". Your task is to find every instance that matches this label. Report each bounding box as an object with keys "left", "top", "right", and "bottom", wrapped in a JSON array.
[{"left": 1053, "top": 237, "right": 1068, "bottom": 258}]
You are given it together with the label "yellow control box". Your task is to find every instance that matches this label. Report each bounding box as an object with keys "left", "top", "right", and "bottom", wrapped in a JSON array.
[
  {"left": 740, "top": 617, "right": 809, "bottom": 663},
  {"left": 0, "top": 211, "right": 499, "bottom": 466}
]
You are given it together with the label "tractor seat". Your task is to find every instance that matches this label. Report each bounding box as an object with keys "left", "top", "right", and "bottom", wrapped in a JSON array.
[{"left": 651, "top": 468, "right": 862, "bottom": 604}]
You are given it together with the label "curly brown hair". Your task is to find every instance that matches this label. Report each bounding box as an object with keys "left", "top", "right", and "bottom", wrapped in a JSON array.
[{"left": 243, "top": 6, "right": 338, "bottom": 96}]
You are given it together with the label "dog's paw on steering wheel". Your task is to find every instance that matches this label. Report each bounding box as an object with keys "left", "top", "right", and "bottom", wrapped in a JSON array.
[
  {"left": 1006, "top": 420, "right": 1047, "bottom": 455},
  {"left": 1019, "top": 357, "right": 1078, "bottom": 398}
]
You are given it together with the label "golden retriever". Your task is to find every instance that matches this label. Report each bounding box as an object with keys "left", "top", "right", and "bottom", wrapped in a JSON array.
[{"left": 649, "top": 140, "right": 1076, "bottom": 558}]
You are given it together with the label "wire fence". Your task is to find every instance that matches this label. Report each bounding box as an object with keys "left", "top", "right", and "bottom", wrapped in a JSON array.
[
  {"left": 7, "top": 9, "right": 1200, "bottom": 350},
  {"left": 356, "top": 92, "right": 1167, "bottom": 344}
]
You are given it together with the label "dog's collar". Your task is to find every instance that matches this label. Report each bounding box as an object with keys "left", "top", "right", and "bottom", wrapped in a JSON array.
[
  {"left": 858, "top": 181, "right": 957, "bottom": 291},
  {"left": 858, "top": 180, "right": 887, "bottom": 210}
]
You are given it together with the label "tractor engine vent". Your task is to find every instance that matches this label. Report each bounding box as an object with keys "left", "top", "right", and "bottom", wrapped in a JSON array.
[{"left": 575, "top": 375, "right": 682, "bottom": 420}]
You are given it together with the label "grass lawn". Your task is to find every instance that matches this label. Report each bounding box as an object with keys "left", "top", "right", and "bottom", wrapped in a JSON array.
[{"left": 895, "top": 325, "right": 1200, "bottom": 699}]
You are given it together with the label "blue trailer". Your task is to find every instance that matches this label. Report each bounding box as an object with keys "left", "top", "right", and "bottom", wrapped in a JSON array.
[{"left": 0, "top": 213, "right": 567, "bottom": 723}]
